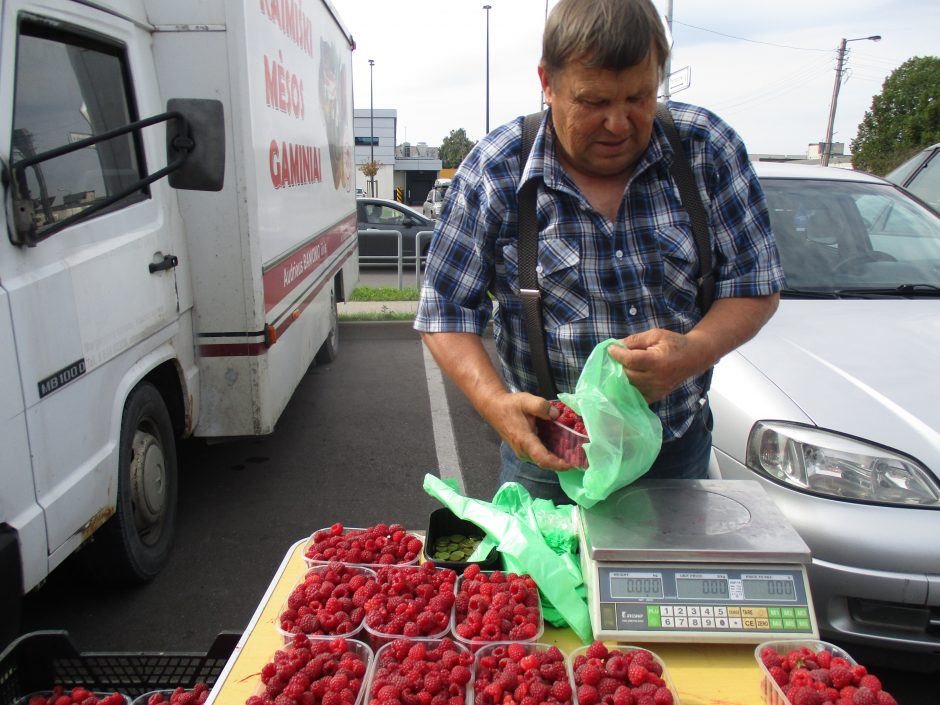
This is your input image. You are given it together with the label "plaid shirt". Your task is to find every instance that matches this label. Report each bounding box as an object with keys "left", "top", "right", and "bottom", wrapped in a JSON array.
[{"left": 415, "top": 102, "right": 785, "bottom": 441}]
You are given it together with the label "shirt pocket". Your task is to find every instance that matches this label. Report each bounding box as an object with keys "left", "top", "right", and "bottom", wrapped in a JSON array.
[
  {"left": 536, "top": 238, "right": 589, "bottom": 330},
  {"left": 497, "top": 237, "right": 589, "bottom": 331},
  {"left": 656, "top": 224, "right": 701, "bottom": 315}
]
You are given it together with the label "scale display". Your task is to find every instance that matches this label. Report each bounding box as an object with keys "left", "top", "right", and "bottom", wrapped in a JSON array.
[{"left": 579, "top": 479, "right": 819, "bottom": 644}]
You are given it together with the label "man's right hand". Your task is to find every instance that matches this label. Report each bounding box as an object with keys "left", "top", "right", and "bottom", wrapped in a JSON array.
[{"left": 480, "top": 391, "right": 574, "bottom": 472}]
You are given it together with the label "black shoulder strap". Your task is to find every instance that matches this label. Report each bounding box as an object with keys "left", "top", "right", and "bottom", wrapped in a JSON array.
[
  {"left": 655, "top": 103, "right": 715, "bottom": 313},
  {"left": 518, "top": 112, "right": 557, "bottom": 398}
]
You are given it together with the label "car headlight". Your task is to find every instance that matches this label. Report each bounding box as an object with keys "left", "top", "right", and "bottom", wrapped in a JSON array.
[{"left": 746, "top": 421, "right": 940, "bottom": 507}]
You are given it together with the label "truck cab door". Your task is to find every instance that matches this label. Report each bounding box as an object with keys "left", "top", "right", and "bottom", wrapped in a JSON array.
[{"left": 0, "top": 1, "right": 185, "bottom": 582}]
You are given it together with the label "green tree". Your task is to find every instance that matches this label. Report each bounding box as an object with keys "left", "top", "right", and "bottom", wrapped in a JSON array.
[
  {"left": 439, "top": 129, "right": 476, "bottom": 169},
  {"left": 851, "top": 56, "right": 940, "bottom": 175}
]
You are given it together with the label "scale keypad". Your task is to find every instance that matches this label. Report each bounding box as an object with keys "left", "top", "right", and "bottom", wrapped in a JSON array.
[{"left": 601, "top": 602, "right": 814, "bottom": 633}]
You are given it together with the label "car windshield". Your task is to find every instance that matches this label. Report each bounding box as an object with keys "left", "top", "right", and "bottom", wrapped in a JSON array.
[{"left": 761, "top": 177, "right": 940, "bottom": 295}]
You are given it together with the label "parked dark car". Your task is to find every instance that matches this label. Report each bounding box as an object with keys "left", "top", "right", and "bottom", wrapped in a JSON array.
[
  {"left": 356, "top": 197, "right": 434, "bottom": 266},
  {"left": 886, "top": 143, "right": 940, "bottom": 213}
]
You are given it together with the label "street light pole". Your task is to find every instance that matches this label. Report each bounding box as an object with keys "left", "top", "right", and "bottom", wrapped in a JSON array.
[
  {"left": 483, "top": 5, "right": 491, "bottom": 134},
  {"left": 821, "top": 34, "right": 881, "bottom": 167},
  {"left": 368, "top": 58, "right": 375, "bottom": 195}
]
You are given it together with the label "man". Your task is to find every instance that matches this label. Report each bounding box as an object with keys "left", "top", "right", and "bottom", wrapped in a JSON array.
[{"left": 414, "top": 0, "right": 784, "bottom": 503}]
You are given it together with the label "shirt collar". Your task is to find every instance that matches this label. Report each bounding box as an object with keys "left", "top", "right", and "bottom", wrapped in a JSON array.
[{"left": 518, "top": 107, "right": 676, "bottom": 195}]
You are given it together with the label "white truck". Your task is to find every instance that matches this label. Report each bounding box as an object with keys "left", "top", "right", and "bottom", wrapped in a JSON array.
[{"left": 0, "top": 0, "right": 359, "bottom": 610}]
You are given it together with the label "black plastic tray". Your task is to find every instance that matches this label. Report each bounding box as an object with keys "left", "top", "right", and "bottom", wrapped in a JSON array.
[
  {"left": 0, "top": 631, "right": 239, "bottom": 705},
  {"left": 422, "top": 508, "right": 499, "bottom": 574}
]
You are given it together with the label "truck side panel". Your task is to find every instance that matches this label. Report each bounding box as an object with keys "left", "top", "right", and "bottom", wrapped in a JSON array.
[{"left": 149, "top": 0, "right": 358, "bottom": 437}]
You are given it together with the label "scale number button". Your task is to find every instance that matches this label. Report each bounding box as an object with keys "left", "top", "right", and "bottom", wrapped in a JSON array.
[
  {"left": 676, "top": 617, "right": 688, "bottom": 628},
  {"left": 689, "top": 617, "right": 701, "bottom": 628},
  {"left": 661, "top": 606, "right": 673, "bottom": 616},
  {"left": 675, "top": 606, "right": 687, "bottom": 617},
  {"left": 702, "top": 617, "right": 715, "bottom": 628},
  {"left": 716, "top": 617, "right": 729, "bottom": 629},
  {"left": 662, "top": 617, "right": 674, "bottom": 628},
  {"left": 688, "top": 606, "right": 700, "bottom": 617},
  {"left": 714, "top": 607, "right": 727, "bottom": 617},
  {"left": 701, "top": 606, "right": 714, "bottom": 617}
]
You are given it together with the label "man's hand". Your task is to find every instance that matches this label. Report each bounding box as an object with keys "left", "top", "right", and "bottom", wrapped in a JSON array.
[
  {"left": 479, "top": 391, "right": 575, "bottom": 472},
  {"left": 608, "top": 294, "right": 781, "bottom": 402},
  {"left": 608, "top": 329, "right": 704, "bottom": 402}
]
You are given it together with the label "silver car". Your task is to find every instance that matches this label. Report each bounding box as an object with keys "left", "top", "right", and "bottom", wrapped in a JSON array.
[{"left": 710, "top": 163, "right": 940, "bottom": 666}]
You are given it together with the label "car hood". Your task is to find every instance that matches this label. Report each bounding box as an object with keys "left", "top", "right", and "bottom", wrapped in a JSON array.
[{"left": 731, "top": 299, "right": 940, "bottom": 468}]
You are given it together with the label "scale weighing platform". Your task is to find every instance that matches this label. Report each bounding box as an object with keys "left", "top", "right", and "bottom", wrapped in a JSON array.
[{"left": 578, "top": 479, "right": 819, "bottom": 643}]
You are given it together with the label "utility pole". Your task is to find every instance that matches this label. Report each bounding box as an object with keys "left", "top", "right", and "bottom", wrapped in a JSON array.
[
  {"left": 662, "top": 0, "right": 673, "bottom": 101},
  {"left": 822, "top": 35, "right": 881, "bottom": 167},
  {"left": 368, "top": 58, "right": 375, "bottom": 195},
  {"left": 483, "top": 5, "right": 491, "bottom": 134}
]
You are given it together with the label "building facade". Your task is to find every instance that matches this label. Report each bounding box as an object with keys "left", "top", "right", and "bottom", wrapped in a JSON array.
[{"left": 353, "top": 108, "right": 443, "bottom": 205}]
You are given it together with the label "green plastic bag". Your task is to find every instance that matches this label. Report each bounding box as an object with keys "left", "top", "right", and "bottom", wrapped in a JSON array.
[
  {"left": 557, "top": 339, "right": 663, "bottom": 508},
  {"left": 423, "top": 474, "right": 593, "bottom": 644}
]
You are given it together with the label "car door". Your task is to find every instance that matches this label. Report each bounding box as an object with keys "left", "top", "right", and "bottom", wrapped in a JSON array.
[{"left": 0, "top": 2, "right": 183, "bottom": 563}]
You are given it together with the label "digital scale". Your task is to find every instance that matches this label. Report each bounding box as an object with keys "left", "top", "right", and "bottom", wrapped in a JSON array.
[{"left": 578, "top": 479, "right": 819, "bottom": 643}]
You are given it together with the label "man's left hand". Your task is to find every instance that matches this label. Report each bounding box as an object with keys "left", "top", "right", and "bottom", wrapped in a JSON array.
[{"left": 608, "top": 328, "right": 705, "bottom": 403}]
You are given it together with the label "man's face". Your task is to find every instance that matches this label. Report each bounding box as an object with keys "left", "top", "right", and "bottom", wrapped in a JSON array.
[{"left": 539, "top": 53, "right": 660, "bottom": 180}]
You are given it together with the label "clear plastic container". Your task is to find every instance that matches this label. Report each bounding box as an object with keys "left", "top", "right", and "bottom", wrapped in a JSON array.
[
  {"left": 451, "top": 572, "right": 544, "bottom": 653},
  {"left": 474, "top": 642, "right": 574, "bottom": 705},
  {"left": 536, "top": 417, "right": 588, "bottom": 468},
  {"left": 754, "top": 639, "right": 857, "bottom": 705},
  {"left": 302, "top": 525, "right": 423, "bottom": 569},
  {"left": 365, "top": 638, "right": 473, "bottom": 705},
  {"left": 362, "top": 565, "right": 456, "bottom": 649},
  {"left": 129, "top": 688, "right": 210, "bottom": 705},
  {"left": 250, "top": 637, "right": 373, "bottom": 705},
  {"left": 569, "top": 644, "right": 680, "bottom": 705},
  {"left": 275, "top": 564, "right": 376, "bottom": 643}
]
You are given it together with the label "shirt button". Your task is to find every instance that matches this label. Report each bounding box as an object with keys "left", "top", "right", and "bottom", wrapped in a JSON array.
[
  {"left": 629, "top": 306, "right": 638, "bottom": 316},
  {"left": 536, "top": 264, "right": 543, "bottom": 274},
  {"left": 615, "top": 250, "right": 624, "bottom": 258}
]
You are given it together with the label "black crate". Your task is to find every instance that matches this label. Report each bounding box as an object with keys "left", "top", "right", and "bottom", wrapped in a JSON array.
[
  {"left": 422, "top": 508, "right": 499, "bottom": 574},
  {"left": 0, "top": 631, "right": 240, "bottom": 705}
]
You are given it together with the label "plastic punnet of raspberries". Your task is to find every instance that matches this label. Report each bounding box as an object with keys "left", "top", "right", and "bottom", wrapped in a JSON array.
[
  {"left": 369, "top": 638, "right": 473, "bottom": 705},
  {"left": 757, "top": 644, "right": 899, "bottom": 705},
  {"left": 27, "top": 688, "right": 125, "bottom": 705},
  {"left": 453, "top": 564, "right": 542, "bottom": 647},
  {"left": 362, "top": 562, "right": 457, "bottom": 640},
  {"left": 549, "top": 401, "right": 587, "bottom": 437},
  {"left": 144, "top": 684, "right": 211, "bottom": 705},
  {"left": 572, "top": 641, "right": 674, "bottom": 705},
  {"left": 305, "top": 522, "right": 423, "bottom": 566},
  {"left": 279, "top": 562, "right": 376, "bottom": 639},
  {"left": 245, "top": 635, "right": 369, "bottom": 705},
  {"left": 473, "top": 642, "right": 573, "bottom": 705}
]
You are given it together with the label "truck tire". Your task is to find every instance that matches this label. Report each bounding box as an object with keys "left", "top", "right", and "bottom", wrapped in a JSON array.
[
  {"left": 315, "top": 285, "right": 339, "bottom": 364},
  {"left": 82, "top": 382, "right": 177, "bottom": 584}
]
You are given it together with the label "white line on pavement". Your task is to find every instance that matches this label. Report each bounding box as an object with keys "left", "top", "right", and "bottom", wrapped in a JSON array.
[{"left": 421, "top": 342, "right": 465, "bottom": 493}]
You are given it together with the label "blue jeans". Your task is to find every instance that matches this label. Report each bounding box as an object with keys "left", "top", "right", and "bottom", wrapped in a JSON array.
[{"left": 498, "top": 406, "right": 713, "bottom": 505}]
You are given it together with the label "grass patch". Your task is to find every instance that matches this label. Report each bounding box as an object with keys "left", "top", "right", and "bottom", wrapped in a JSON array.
[
  {"left": 351, "top": 285, "right": 420, "bottom": 301},
  {"left": 339, "top": 309, "right": 415, "bottom": 322}
]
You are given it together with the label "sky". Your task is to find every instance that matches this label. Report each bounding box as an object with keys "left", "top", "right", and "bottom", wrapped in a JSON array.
[{"left": 327, "top": 0, "right": 938, "bottom": 157}]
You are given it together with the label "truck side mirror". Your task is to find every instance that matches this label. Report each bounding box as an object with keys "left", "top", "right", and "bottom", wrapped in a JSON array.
[{"left": 166, "top": 99, "right": 225, "bottom": 192}]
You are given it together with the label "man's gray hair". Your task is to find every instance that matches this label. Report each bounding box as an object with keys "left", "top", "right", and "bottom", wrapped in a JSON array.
[{"left": 541, "top": 0, "right": 670, "bottom": 76}]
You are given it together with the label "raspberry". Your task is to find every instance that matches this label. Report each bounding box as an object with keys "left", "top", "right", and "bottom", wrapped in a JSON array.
[
  {"left": 852, "top": 688, "right": 877, "bottom": 705},
  {"left": 627, "top": 664, "right": 648, "bottom": 687},
  {"left": 814, "top": 650, "right": 833, "bottom": 669},
  {"left": 550, "top": 681, "right": 572, "bottom": 701},
  {"left": 875, "top": 692, "right": 898, "bottom": 705},
  {"left": 586, "top": 641, "right": 609, "bottom": 660},
  {"left": 790, "top": 687, "right": 821, "bottom": 705},
  {"left": 577, "top": 685, "right": 599, "bottom": 705},
  {"left": 652, "top": 687, "right": 673, "bottom": 705},
  {"left": 579, "top": 665, "right": 603, "bottom": 686},
  {"left": 612, "top": 687, "right": 634, "bottom": 705},
  {"left": 829, "top": 666, "right": 854, "bottom": 689},
  {"left": 858, "top": 675, "right": 881, "bottom": 692}
]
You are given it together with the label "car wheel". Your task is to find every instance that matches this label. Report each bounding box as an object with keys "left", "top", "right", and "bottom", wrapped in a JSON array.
[
  {"left": 315, "top": 284, "right": 339, "bottom": 364},
  {"left": 81, "top": 381, "right": 177, "bottom": 584}
]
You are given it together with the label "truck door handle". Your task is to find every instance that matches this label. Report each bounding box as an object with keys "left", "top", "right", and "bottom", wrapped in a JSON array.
[{"left": 149, "top": 254, "right": 179, "bottom": 273}]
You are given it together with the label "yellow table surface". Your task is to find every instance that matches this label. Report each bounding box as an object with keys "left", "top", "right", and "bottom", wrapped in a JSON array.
[{"left": 206, "top": 540, "right": 768, "bottom": 705}]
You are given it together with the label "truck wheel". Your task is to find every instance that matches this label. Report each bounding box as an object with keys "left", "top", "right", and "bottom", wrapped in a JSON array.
[
  {"left": 82, "top": 382, "right": 177, "bottom": 584},
  {"left": 315, "top": 285, "right": 339, "bottom": 364}
]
